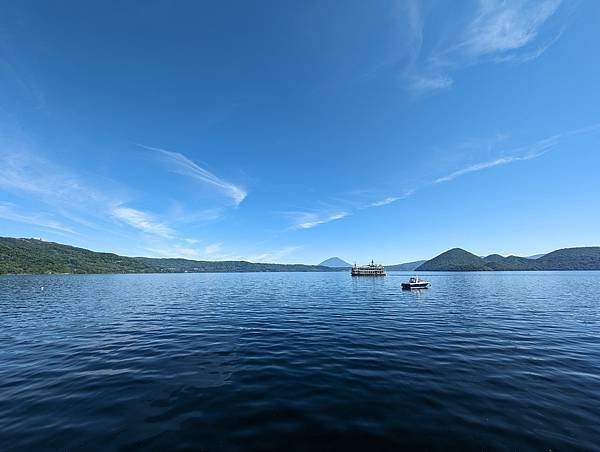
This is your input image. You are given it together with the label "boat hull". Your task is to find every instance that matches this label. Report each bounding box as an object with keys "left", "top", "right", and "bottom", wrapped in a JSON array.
[
  {"left": 351, "top": 271, "right": 386, "bottom": 276},
  {"left": 401, "top": 282, "right": 430, "bottom": 290}
]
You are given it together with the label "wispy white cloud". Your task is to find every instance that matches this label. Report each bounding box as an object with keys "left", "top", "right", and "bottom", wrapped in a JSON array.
[
  {"left": 0, "top": 133, "right": 244, "bottom": 261},
  {"left": 249, "top": 246, "right": 300, "bottom": 263},
  {"left": 434, "top": 123, "right": 600, "bottom": 184},
  {"left": 326, "top": 123, "right": 600, "bottom": 223},
  {"left": 111, "top": 206, "right": 174, "bottom": 238},
  {"left": 165, "top": 202, "right": 227, "bottom": 226},
  {"left": 0, "top": 132, "right": 248, "bottom": 260},
  {"left": 140, "top": 144, "right": 247, "bottom": 206},
  {"left": 146, "top": 244, "right": 300, "bottom": 263},
  {"left": 144, "top": 241, "right": 299, "bottom": 263},
  {"left": 285, "top": 189, "right": 417, "bottom": 232},
  {"left": 289, "top": 211, "right": 349, "bottom": 230},
  {"left": 0, "top": 140, "right": 126, "bottom": 237},
  {"left": 402, "top": 0, "right": 567, "bottom": 93},
  {"left": 0, "top": 146, "right": 107, "bottom": 208},
  {"left": 458, "top": 0, "right": 562, "bottom": 58},
  {"left": 0, "top": 141, "right": 182, "bottom": 240},
  {"left": 204, "top": 242, "right": 222, "bottom": 255},
  {"left": 409, "top": 75, "right": 453, "bottom": 92},
  {"left": 369, "top": 196, "right": 400, "bottom": 207},
  {"left": 368, "top": 189, "right": 416, "bottom": 208},
  {"left": 492, "top": 25, "right": 566, "bottom": 64},
  {"left": 434, "top": 153, "right": 541, "bottom": 184},
  {"left": 0, "top": 202, "right": 75, "bottom": 234},
  {"left": 145, "top": 245, "right": 205, "bottom": 260}
]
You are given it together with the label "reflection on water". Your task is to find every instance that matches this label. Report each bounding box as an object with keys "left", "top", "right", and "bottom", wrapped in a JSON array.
[{"left": 1, "top": 271, "right": 599, "bottom": 450}]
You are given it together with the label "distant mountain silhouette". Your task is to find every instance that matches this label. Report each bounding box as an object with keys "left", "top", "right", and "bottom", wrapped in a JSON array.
[
  {"left": 526, "top": 253, "right": 546, "bottom": 259},
  {"left": 416, "top": 247, "right": 600, "bottom": 271},
  {"left": 386, "top": 260, "right": 427, "bottom": 271},
  {"left": 319, "top": 257, "right": 351, "bottom": 268}
]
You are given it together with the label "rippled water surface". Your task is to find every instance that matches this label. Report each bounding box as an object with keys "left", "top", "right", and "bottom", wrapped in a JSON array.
[{"left": 1, "top": 271, "right": 600, "bottom": 451}]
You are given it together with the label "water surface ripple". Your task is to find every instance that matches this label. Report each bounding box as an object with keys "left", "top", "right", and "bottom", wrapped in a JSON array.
[{"left": 1, "top": 271, "right": 599, "bottom": 450}]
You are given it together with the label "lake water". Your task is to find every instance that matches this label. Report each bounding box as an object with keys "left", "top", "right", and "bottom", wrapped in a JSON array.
[{"left": 1, "top": 271, "right": 599, "bottom": 451}]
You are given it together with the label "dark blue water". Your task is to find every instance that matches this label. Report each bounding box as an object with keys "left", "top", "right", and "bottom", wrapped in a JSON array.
[{"left": 1, "top": 272, "right": 599, "bottom": 451}]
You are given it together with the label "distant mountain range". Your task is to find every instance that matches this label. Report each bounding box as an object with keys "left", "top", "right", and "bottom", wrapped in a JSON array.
[
  {"left": 319, "top": 257, "right": 351, "bottom": 268},
  {"left": 0, "top": 238, "right": 339, "bottom": 275},
  {"left": 386, "top": 260, "right": 427, "bottom": 271},
  {"left": 416, "top": 247, "right": 600, "bottom": 271},
  {"left": 2, "top": 238, "right": 599, "bottom": 275},
  {"left": 319, "top": 257, "right": 426, "bottom": 271},
  {"left": 526, "top": 254, "right": 546, "bottom": 259}
]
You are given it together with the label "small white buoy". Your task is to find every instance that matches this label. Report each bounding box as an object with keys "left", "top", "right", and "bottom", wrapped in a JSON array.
[{"left": 41, "top": 286, "right": 44, "bottom": 291}]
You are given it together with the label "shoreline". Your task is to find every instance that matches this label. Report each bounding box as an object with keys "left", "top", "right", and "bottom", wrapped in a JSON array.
[{"left": 3, "top": 269, "right": 600, "bottom": 277}]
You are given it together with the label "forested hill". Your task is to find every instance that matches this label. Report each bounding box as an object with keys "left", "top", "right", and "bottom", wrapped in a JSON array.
[
  {"left": 0, "top": 238, "right": 339, "bottom": 275},
  {"left": 3, "top": 238, "right": 599, "bottom": 275},
  {"left": 416, "top": 247, "right": 600, "bottom": 271},
  {"left": 416, "top": 248, "right": 490, "bottom": 272},
  {"left": 534, "top": 247, "right": 600, "bottom": 270}
]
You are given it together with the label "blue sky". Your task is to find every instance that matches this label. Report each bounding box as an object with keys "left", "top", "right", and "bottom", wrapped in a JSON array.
[{"left": 1, "top": 0, "right": 599, "bottom": 264}]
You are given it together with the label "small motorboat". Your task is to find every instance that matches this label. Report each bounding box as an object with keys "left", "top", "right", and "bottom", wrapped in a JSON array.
[{"left": 401, "top": 276, "right": 430, "bottom": 290}]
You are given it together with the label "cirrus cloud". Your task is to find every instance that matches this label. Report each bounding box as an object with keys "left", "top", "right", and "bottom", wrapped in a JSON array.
[
  {"left": 111, "top": 206, "right": 175, "bottom": 238},
  {"left": 139, "top": 144, "right": 247, "bottom": 206}
]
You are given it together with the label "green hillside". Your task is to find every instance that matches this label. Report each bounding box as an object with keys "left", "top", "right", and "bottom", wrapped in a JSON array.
[
  {"left": 417, "top": 248, "right": 490, "bottom": 271},
  {"left": 486, "top": 255, "right": 538, "bottom": 271},
  {"left": 0, "top": 238, "right": 154, "bottom": 274},
  {"left": 483, "top": 254, "right": 505, "bottom": 264},
  {"left": 0, "top": 237, "right": 338, "bottom": 275},
  {"left": 535, "top": 247, "right": 600, "bottom": 270},
  {"left": 3, "top": 237, "right": 599, "bottom": 275},
  {"left": 417, "top": 246, "right": 600, "bottom": 271}
]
